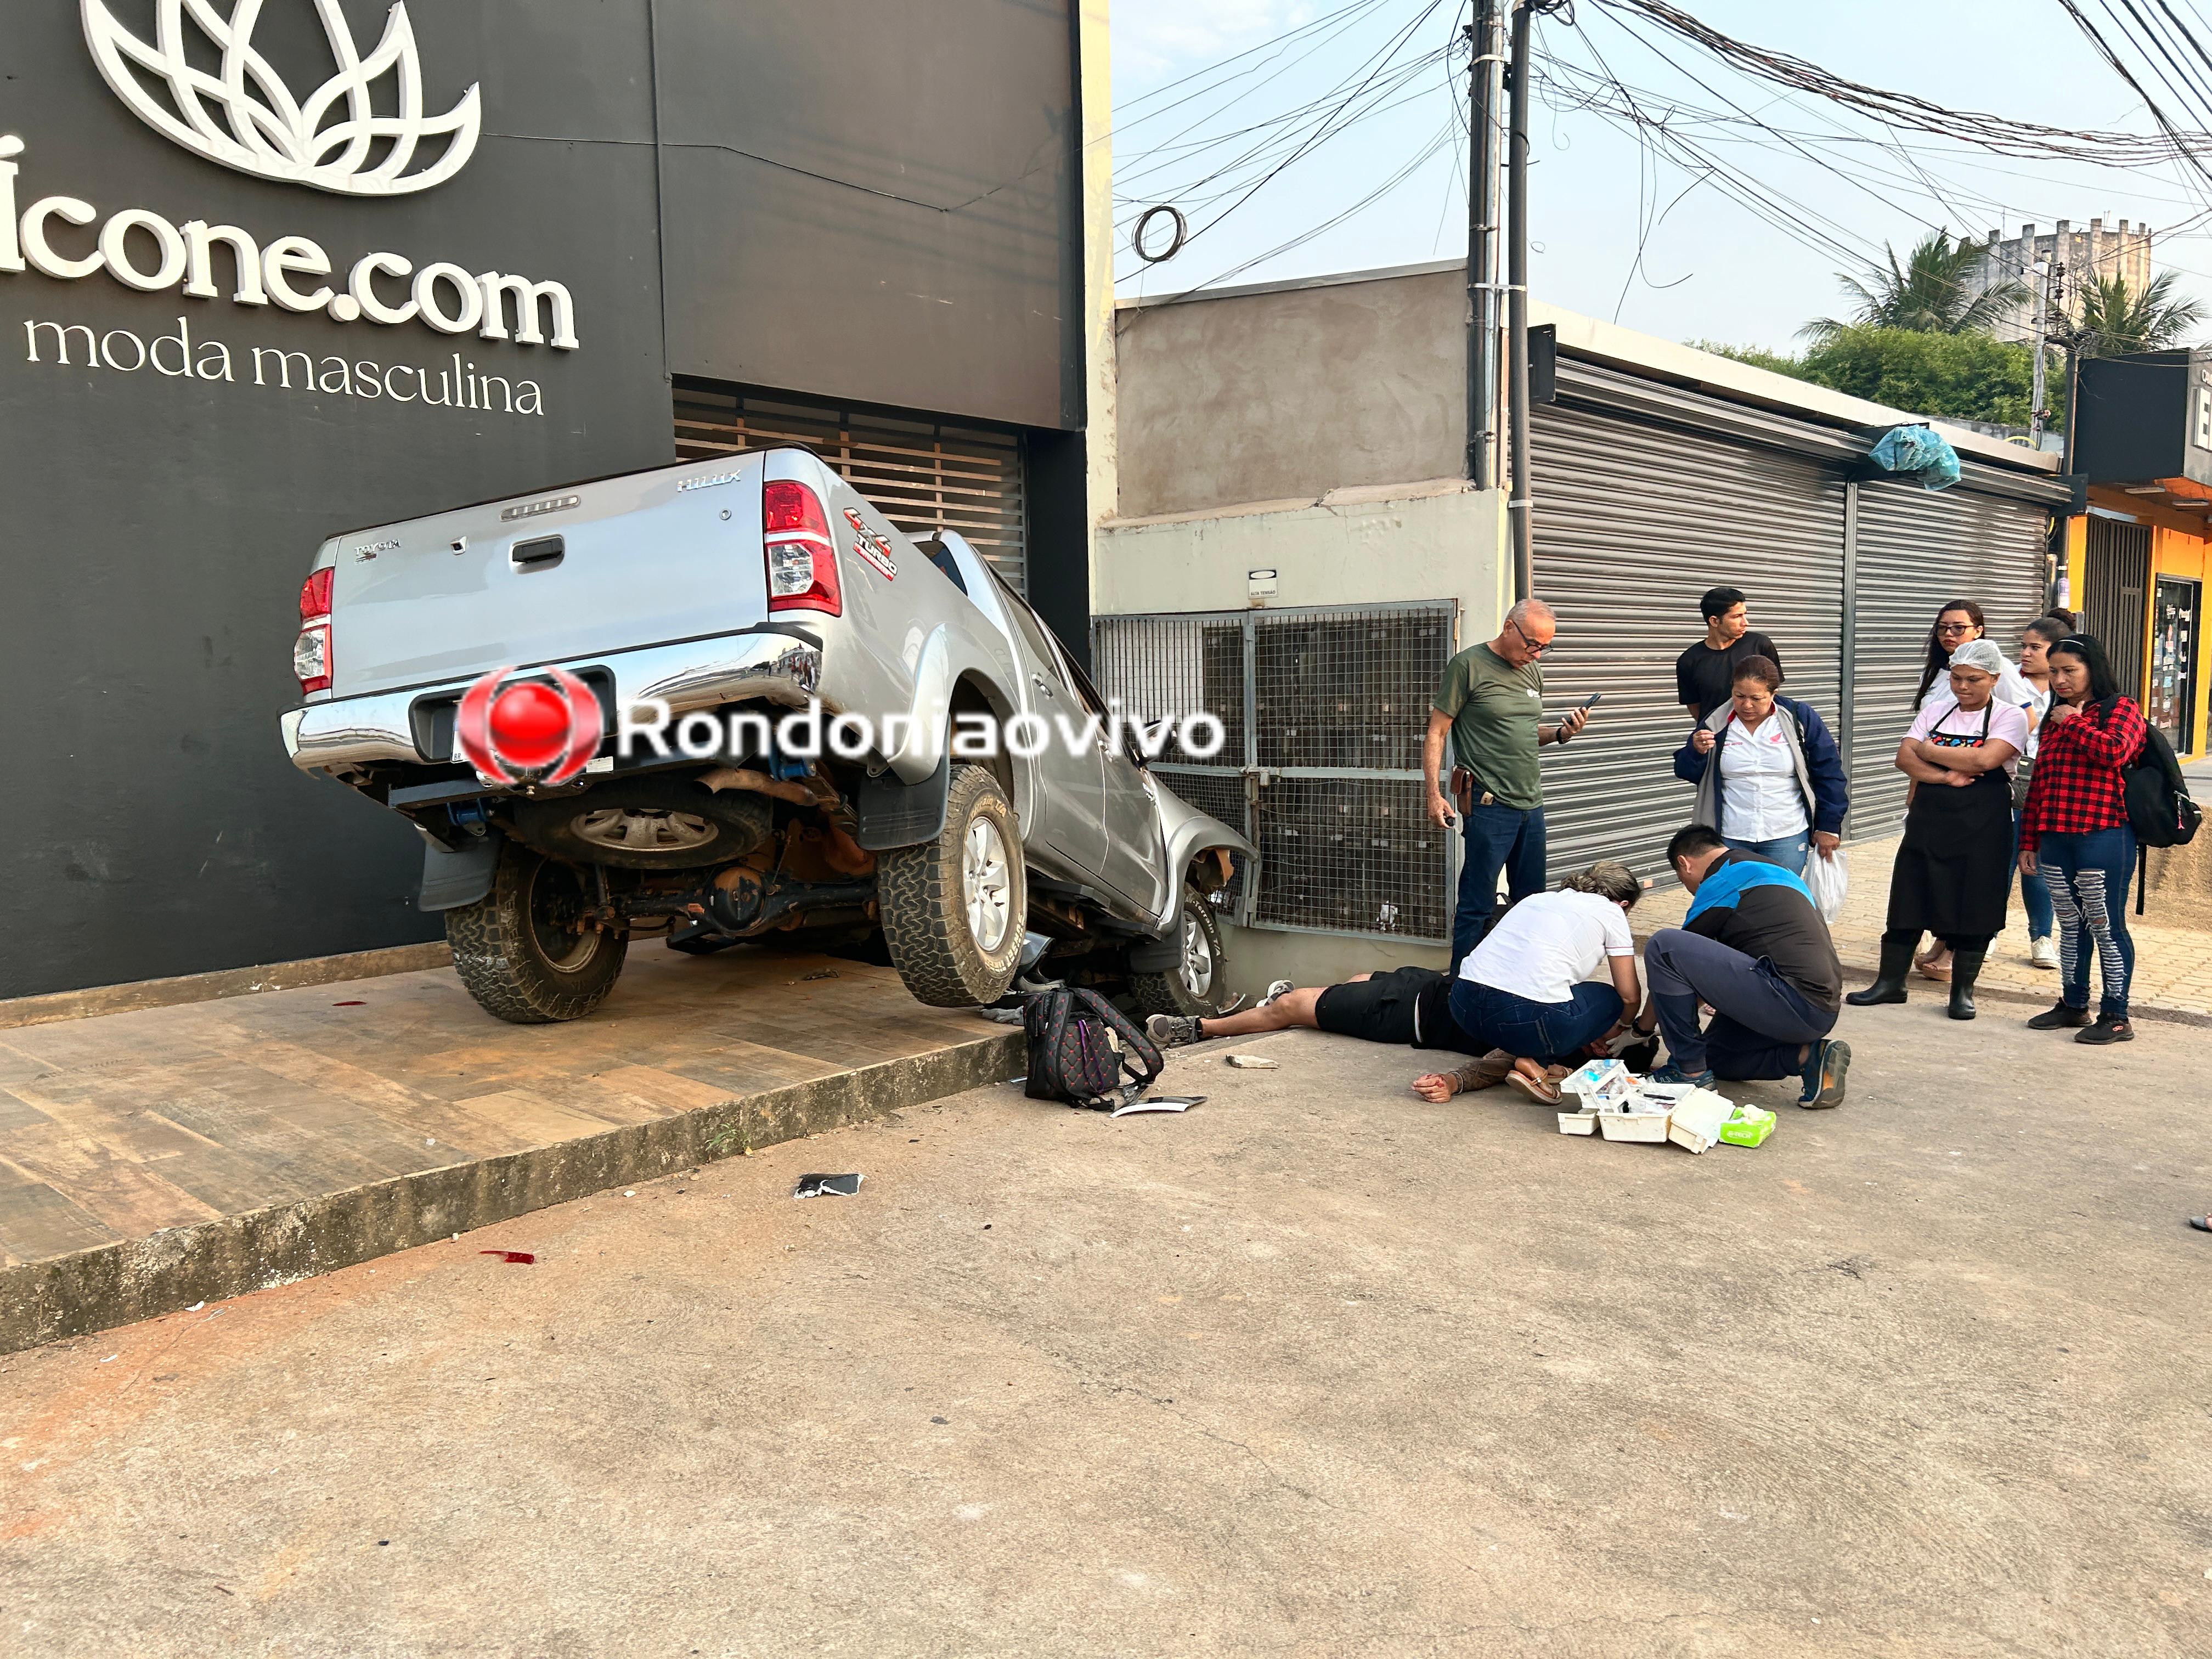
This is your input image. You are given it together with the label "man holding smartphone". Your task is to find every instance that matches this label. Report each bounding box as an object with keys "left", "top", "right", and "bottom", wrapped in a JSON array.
[{"left": 1424, "top": 597, "right": 1594, "bottom": 968}]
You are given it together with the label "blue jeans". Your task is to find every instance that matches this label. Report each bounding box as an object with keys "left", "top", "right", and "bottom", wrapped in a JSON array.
[
  {"left": 1644, "top": 928, "right": 1835, "bottom": 1079},
  {"left": 2011, "top": 810, "right": 2055, "bottom": 940},
  {"left": 1721, "top": 833, "right": 1809, "bottom": 876},
  {"left": 1448, "top": 977, "right": 1622, "bottom": 1065},
  {"left": 2034, "top": 824, "right": 2136, "bottom": 1017},
  {"left": 1452, "top": 803, "right": 1548, "bottom": 969}
]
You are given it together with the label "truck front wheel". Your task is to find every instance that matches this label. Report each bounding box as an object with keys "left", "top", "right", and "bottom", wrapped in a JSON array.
[
  {"left": 878, "top": 764, "right": 1025, "bottom": 1007},
  {"left": 1129, "top": 886, "right": 1233, "bottom": 1017},
  {"left": 446, "top": 844, "right": 628, "bottom": 1024}
]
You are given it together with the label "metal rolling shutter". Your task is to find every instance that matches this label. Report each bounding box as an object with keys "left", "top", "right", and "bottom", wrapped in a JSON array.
[
  {"left": 2081, "top": 517, "right": 2151, "bottom": 700},
  {"left": 1531, "top": 400, "right": 1847, "bottom": 883},
  {"left": 673, "top": 382, "right": 1029, "bottom": 593},
  {"left": 1846, "top": 482, "right": 2052, "bottom": 837}
]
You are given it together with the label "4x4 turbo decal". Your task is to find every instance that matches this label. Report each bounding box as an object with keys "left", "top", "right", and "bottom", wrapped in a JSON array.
[{"left": 843, "top": 508, "right": 898, "bottom": 580}]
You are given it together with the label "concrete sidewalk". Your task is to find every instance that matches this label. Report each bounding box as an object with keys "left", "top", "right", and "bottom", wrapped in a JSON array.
[
  {"left": 1640, "top": 833, "right": 2212, "bottom": 1017},
  {"left": 0, "top": 945, "right": 1017, "bottom": 1353},
  {"left": 3, "top": 1009, "right": 2205, "bottom": 1657}
]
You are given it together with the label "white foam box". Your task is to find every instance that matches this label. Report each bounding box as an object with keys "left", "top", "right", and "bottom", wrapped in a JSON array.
[{"left": 1663, "top": 1088, "right": 1735, "bottom": 1155}]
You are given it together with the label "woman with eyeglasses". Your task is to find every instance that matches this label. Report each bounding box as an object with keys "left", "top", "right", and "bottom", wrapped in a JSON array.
[
  {"left": 1909, "top": 600, "right": 2036, "bottom": 982},
  {"left": 2017, "top": 634, "right": 2147, "bottom": 1045},
  {"left": 1848, "top": 640, "right": 2026, "bottom": 1018}
]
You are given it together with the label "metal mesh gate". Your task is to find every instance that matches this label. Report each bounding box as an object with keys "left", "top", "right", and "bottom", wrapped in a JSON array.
[
  {"left": 1091, "top": 603, "right": 1459, "bottom": 941},
  {"left": 673, "top": 381, "right": 1029, "bottom": 593},
  {"left": 2082, "top": 516, "right": 2151, "bottom": 704}
]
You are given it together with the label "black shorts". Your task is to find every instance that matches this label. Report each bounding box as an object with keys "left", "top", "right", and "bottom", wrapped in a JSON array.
[{"left": 1314, "top": 967, "right": 1451, "bottom": 1048}]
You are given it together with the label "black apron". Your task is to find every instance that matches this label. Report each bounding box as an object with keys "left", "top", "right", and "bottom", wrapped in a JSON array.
[{"left": 1888, "top": 701, "right": 2013, "bottom": 941}]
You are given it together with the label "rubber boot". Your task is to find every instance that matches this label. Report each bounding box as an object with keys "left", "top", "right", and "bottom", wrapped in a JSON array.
[
  {"left": 1845, "top": 934, "right": 1914, "bottom": 1007},
  {"left": 1946, "top": 948, "right": 1985, "bottom": 1020}
]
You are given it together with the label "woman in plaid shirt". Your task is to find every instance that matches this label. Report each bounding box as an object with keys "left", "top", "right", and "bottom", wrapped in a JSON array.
[{"left": 2017, "top": 635, "right": 2147, "bottom": 1044}]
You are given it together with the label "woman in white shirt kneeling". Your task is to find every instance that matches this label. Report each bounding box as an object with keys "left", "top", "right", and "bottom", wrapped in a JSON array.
[{"left": 1447, "top": 861, "right": 1643, "bottom": 1071}]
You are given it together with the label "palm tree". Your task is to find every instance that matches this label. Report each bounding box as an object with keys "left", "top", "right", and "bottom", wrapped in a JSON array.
[
  {"left": 2068, "top": 270, "right": 2207, "bottom": 357},
  {"left": 1801, "top": 230, "right": 2025, "bottom": 344}
]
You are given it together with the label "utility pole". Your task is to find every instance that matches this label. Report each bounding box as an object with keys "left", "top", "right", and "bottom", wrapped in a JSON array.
[
  {"left": 1464, "top": 0, "right": 1504, "bottom": 490},
  {"left": 1505, "top": 0, "right": 1536, "bottom": 601},
  {"left": 2028, "top": 257, "right": 2049, "bottom": 447}
]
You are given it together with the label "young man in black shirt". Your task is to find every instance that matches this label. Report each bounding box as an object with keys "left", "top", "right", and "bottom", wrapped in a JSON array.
[{"left": 1677, "top": 586, "right": 1785, "bottom": 721}]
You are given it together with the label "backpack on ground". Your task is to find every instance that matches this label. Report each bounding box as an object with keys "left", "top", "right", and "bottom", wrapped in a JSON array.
[
  {"left": 2124, "top": 720, "right": 2201, "bottom": 849},
  {"left": 1023, "top": 987, "right": 1164, "bottom": 1109}
]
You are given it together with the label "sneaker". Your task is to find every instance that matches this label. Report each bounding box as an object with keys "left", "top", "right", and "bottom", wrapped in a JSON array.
[
  {"left": 1648, "top": 1062, "right": 1716, "bottom": 1088},
  {"left": 2028, "top": 936, "right": 2059, "bottom": 970},
  {"left": 1797, "top": 1039, "right": 1850, "bottom": 1110},
  {"left": 1145, "top": 1013, "right": 1205, "bottom": 1048},
  {"left": 2026, "top": 1001, "right": 2094, "bottom": 1031},
  {"left": 2075, "top": 1013, "right": 2134, "bottom": 1045},
  {"left": 1256, "top": 979, "right": 1295, "bottom": 1008}
]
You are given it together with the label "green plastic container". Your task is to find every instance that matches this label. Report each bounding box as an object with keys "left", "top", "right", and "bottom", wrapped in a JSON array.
[{"left": 1719, "top": 1104, "right": 1776, "bottom": 1148}]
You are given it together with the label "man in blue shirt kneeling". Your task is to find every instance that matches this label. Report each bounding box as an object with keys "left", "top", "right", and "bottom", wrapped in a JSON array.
[{"left": 1631, "top": 823, "right": 1850, "bottom": 1109}]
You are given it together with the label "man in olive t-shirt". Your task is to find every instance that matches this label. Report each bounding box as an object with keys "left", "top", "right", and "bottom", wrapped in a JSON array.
[{"left": 1423, "top": 598, "right": 1593, "bottom": 967}]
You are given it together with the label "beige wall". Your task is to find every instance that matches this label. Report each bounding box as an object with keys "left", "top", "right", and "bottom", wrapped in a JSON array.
[
  {"left": 1114, "top": 267, "right": 1465, "bottom": 518},
  {"left": 1094, "top": 480, "right": 1504, "bottom": 627}
]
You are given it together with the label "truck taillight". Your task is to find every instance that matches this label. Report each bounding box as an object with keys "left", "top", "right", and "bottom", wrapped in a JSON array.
[
  {"left": 763, "top": 479, "right": 841, "bottom": 616},
  {"left": 294, "top": 624, "right": 331, "bottom": 693},
  {"left": 296, "top": 566, "right": 334, "bottom": 693}
]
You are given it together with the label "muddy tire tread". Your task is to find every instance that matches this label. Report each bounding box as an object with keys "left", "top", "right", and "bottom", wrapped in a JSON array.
[
  {"left": 445, "top": 847, "right": 627, "bottom": 1024},
  {"left": 878, "top": 764, "right": 1024, "bottom": 1008}
]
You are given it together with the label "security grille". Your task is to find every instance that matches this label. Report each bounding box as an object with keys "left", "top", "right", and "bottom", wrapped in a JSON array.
[
  {"left": 1846, "top": 480, "right": 2052, "bottom": 837},
  {"left": 1092, "top": 602, "right": 1459, "bottom": 941},
  {"left": 2082, "top": 516, "right": 2151, "bottom": 703},
  {"left": 673, "top": 381, "right": 1028, "bottom": 593}
]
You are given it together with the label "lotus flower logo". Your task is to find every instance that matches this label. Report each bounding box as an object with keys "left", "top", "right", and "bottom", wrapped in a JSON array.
[{"left": 81, "top": 0, "right": 482, "bottom": 196}]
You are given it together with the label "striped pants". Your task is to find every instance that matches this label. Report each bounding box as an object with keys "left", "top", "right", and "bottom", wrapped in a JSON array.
[{"left": 2035, "top": 824, "right": 2137, "bottom": 1019}]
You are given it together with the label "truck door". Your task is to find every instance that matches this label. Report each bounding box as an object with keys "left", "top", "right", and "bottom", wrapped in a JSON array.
[{"left": 1048, "top": 637, "right": 1170, "bottom": 918}]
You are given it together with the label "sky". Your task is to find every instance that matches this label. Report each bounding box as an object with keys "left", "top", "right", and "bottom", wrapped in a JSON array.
[{"left": 1108, "top": 0, "right": 2212, "bottom": 354}]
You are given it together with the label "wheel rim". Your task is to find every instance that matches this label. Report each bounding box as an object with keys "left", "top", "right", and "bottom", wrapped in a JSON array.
[
  {"left": 572, "top": 806, "right": 718, "bottom": 854},
  {"left": 962, "top": 817, "right": 1012, "bottom": 955},
  {"left": 1181, "top": 908, "right": 1215, "bottom": 996},
  {"left": 527, "top": 861, "right": 601, "bottom": 973}
]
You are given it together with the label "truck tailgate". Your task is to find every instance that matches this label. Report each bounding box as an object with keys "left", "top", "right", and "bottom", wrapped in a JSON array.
[{"left": 326, "top": 461, "right": 770, "bottom": 698}]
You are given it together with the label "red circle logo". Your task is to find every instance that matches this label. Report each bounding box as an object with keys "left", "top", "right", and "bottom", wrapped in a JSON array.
[{"left": 454, "top": 665, "right": 603, "bottom": 785}]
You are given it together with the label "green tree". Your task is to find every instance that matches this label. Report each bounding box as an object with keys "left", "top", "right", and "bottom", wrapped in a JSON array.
[
  {"left": 2069, "top": 270, "right": 2207, "bottom": 357},
  {"left": 1802, "top": 230, "right": 2025, "bottom": 345},
  {"left": 1798, "top": 327, "right": 2034, "bottom": 425},
  {"left": 1691, "top": 329, "right": 2036, "bottom": 426}
]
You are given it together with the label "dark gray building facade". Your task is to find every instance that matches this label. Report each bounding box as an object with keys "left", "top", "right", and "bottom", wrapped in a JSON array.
[{"left": 2, "top": 0, "right": 1093, "bottom": 997}]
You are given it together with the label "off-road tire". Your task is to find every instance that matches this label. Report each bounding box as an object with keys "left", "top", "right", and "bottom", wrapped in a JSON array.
[
  {"left": 878, "top": 764, "right": 1025, "bottom": 1007},
  {"left": 446, "top": 844, "right": 628, "bottom": 1023},
  {"left": 509, "top": 776, "right": 774, "bottom": 871},
  {"left": 1130, "top": 885, "right": 1233, "bottom": 1016}
]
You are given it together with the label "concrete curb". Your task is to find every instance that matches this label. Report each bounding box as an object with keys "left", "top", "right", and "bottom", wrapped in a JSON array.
[
  {"left": 1, "top": 1029, "right": 1022, "bottom": 1356},
  {"left": 1831, "top": 954, "right": 2212, "bottom": 1028},
  {"left": 0, "top": 942, "right": 454, "bottom": 1030}
]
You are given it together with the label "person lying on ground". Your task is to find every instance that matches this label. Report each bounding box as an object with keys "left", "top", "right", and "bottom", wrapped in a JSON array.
[
  {"left": 1638, "top": 823, "right": 1849, "bottom": 1108},
  {"left": 1146, "top": 966, "right": 1486, "bottom": 1055},
  {"left": 1146, "top": 969, "right": 1640, "bottom": 1101}
]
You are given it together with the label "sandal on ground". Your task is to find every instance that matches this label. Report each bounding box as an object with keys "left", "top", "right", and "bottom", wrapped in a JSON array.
[
  {"left": 2190, "top": 1216, "right": 2212, "bottom": 1234},
  {"left": 1915, "top": 945, "right": 1951, "bottom": 983},
  {"left": 1505, "top": 1065, "right": 1562, "bottom": 1104}
]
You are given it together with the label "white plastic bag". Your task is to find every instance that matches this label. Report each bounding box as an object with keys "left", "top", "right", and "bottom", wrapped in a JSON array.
[{"left": 1805, "top": 844, "right": 1848, "bottom": 924}]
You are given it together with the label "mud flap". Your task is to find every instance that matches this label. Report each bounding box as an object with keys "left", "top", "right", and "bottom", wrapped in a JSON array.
[
  {"left": 854, "top": 756, "right": 950, "bottom": 851},
  {"left": 418, "top": 832, "right": 500, "bottom": 912}
]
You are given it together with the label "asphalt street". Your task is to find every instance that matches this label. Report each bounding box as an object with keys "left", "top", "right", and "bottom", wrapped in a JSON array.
[{"left": 3, "top": 998, "right": 2208, "bottom": 1657}]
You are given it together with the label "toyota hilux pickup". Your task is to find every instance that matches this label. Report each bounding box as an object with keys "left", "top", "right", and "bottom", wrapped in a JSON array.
[{"left": 280, "top": 448, "right": 1252, "bottom": 1025}]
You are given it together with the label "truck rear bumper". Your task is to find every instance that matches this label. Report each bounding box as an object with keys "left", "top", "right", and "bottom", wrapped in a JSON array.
[{"left": 282, "top": 628, "right": 823, "bottom": 771}]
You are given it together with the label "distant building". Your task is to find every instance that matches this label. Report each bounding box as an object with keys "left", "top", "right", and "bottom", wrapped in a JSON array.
[{"left": 1967, "top": 219, "right": 2154, "bottom": 343}]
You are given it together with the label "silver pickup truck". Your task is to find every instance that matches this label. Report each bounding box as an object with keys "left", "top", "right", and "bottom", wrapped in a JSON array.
[{"left": 280, "top": 448, "right": 1252, "bottom": 1025}]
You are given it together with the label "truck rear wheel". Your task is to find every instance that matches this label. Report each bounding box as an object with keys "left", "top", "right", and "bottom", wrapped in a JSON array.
[
  {"left": 446, "top": 844, "right": 628, "bottom": 1023},
  {"left": 878, "top": 763, "right": 1024, "bottom": 1007},
  {"left": 1130, "top": 886, "right": 1233, "bottom": 1016}
]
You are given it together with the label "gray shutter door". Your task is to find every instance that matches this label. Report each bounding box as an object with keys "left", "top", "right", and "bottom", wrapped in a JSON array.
[
  {"left": 1846, "top": 482, "right": 2052, "bottom": 837},
  {"left": 674, "top": 383, "right": 1029, "bottom": 594},
  {"left": 1531, "top": 400, "right": 1847, "bottom": 882}
]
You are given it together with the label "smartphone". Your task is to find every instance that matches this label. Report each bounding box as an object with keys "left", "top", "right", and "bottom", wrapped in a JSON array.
[{"left": 1577, "top": 691, "right": 1604, "bottom": 712}]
